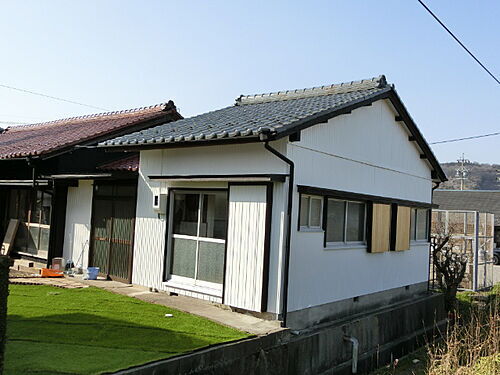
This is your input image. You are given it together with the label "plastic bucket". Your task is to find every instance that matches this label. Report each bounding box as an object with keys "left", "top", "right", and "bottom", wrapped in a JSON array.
[{"left": 85, "top": 267, "right": 100, "bottom": 280}]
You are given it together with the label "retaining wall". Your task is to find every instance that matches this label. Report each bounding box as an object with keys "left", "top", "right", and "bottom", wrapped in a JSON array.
[{"left": 113, "top": 292, "right": 446, "bottom": 375}]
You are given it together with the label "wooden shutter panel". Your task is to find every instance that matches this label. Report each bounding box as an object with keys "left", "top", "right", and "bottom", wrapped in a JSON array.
[
  {"left": 368, "top": 203, "right": 391, "bottom": 253},
  {"left": 394, "top": 206, "right": 411, "bottom": 251}
]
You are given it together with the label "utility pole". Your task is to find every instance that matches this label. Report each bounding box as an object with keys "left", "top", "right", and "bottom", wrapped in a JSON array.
[{"left": 455, "top": 153, "right": 470, "bottom": 190}]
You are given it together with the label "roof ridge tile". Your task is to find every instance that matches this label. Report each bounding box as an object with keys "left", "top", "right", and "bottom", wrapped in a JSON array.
[
  {"left": 235, "top": 75, "right": 387, "bottom": 106},
  {"left": 5, "top": 100, "right": 175, "bottom": 133}
]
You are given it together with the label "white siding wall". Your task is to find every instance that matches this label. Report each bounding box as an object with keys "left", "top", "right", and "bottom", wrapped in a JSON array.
[
  {"left": 224, "top": 185, "right": 268, "bottom": 311},
  {"left": 132, "top": 142, "right": 287, "bottom": 312},
  {"left": 63, "top": 180, "right": 93, "bottom": 268},
  {"left": 287, "top": 99, "right": 433, "bottom": 312},
  {"left": 131, "top": 150, "right": 166, "bottom": 288}
]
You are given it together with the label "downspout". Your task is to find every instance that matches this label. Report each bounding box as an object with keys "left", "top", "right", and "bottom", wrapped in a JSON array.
[
  {"left": 262, "top": 132, "right": 294, "bottom": 328},
  {"left": 428, "top": 180, "right": 441, "bottom": 290},
  {"left": 343, "top": 335, "right": 359, "bottom": 374}
]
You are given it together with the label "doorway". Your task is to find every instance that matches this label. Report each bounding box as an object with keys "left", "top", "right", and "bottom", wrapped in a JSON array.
[{"left": 89, "top": 181, "right": 137, "bottom": 283}]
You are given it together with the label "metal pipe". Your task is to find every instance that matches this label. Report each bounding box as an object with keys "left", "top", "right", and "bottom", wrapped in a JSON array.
[
  {"left": 343, "top": 335, "right": 359, "bottom": 374},
  {"left": 428, "top": 181, "right": 440, "bottom": 290},
  {"left": 263, "top": 139, "right": 294, "bottom": 328},
  {"left": 473, "top": 211, "right": 479, "bottom": 291}
]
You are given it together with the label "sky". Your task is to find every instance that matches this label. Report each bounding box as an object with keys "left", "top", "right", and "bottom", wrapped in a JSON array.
[{"left": 0, "top": 0, "right": 498, "bottom": 164}]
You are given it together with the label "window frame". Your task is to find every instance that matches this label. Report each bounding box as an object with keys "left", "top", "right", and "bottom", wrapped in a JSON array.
[
  {"left": 410, "top": 207, "right": 430, "bottom": 242},
  {"left": 164, "top": 188, "right": 228, "bottom": 295},
  {"left": 299, "top": 194, "right": 324, "bottom": 231},
  {"left": 325, "top": 197, "right": 367, "bottom": 248}
]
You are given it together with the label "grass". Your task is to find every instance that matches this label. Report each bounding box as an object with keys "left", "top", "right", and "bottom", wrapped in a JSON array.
[{"left": 5, "top": 284, "right": 248, "bottom": 375}]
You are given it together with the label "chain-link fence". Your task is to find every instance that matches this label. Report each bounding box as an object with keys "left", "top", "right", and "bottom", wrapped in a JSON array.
[{"left": 430, "top": 210, "right": 495, "bottom": 292}]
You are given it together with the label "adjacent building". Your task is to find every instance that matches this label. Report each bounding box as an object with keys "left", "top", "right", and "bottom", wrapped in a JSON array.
[
  {"left": 433, "top": 189, "right": 500, "bottom": 247},
  {"left": 0, "top": 102, "right": 182, "bottom": 281}
]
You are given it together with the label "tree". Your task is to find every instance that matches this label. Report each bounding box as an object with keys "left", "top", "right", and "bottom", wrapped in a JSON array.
[{"left": 431, "top": 217, "right": 468, "bottom": 312}]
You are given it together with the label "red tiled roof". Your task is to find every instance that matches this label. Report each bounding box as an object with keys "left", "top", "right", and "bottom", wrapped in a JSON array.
[
  {"left": 97, "top": 154, "right": 139, "bottom": 172},
  {"left": 0, "top": 101, "right": 181, "bottom": 159}
]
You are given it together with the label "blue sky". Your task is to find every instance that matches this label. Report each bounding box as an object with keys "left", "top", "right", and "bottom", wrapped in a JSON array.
[{"left": 0, "top": 0, "right": 498, "bottom": 163}]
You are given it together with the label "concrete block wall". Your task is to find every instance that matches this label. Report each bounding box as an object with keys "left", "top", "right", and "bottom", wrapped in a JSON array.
[{"left": 116, "top": 293, "right": 446, "bottom": 375}]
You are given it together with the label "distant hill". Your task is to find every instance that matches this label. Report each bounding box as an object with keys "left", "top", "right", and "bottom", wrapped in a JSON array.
[{"left": 439, "top": 162, "right": 500, "bottom": 190}]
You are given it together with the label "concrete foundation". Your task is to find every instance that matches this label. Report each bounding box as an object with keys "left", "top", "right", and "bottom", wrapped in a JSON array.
[
  {"left": 287, "top": 281, "right": 429, "bottom": 330},
  {"left": 114, "top": 292, "right": 446, "bottom": 375}
]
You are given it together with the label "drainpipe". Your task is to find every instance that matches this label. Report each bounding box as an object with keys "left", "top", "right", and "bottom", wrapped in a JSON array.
[
  {"left": 343, "top": 335, "right": 359, "bottom": 374},
  {"left": 262, "top": 132, "right": 294, "bottom": 328},
  {"left": 428, "top": 181, "right": 441, "bottom": 290}
]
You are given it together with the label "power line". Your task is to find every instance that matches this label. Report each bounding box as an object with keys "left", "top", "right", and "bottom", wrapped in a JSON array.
[
  {"left": 430, "top": 131, "right": 500, "bottom": 145},
  {"left": 0, "top": 83, "right": 109, "bottom": 111},
  {"left": 417, "top": 0, "right": 500, "bottom": 85}
]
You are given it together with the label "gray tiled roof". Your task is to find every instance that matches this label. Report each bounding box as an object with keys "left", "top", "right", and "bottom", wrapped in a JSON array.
[
  {"left": 100, "top": 76, "right": 390, "bottom": 146},
  {"left": 433, "top": 190, "right": 500, "bottom": 225}
]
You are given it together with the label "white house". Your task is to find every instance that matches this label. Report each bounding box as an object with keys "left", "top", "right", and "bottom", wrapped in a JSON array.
[{"left": 66, "top": 75, "right": 445, "bottom": 329}]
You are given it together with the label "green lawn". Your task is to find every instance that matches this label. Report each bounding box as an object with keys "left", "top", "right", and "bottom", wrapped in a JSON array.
[{"left": 5, "top": 284, "right": 248, "bottom": 375}]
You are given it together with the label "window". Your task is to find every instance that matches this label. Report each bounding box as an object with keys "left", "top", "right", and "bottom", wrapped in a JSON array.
[
  {"left": 410, "top": 208, "right": 429, "bottom": 241},
  {"left": 167, "top": 190, "right": 228, "bottom": 286},
  {"left": 299, "top": 195, "right": 323, "bottom": 229},
  {"left": 326, "top": 199, "right": 366, "bottom": 245},
  {"left": 8, "top": 189, "right": 52, "bottom": 257}
]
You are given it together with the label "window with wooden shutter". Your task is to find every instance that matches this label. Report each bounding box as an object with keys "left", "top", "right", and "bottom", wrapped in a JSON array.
[
  {"left": 368, "top": 203, "right": 391, "bottom": 253},
  {"left": 393, "top": 206, "right": 411, "bottom": 251}
]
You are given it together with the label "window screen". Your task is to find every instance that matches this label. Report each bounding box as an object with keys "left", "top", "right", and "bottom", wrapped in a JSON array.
[
  {"left": 326, "top": 199, "right": 345, "bottom": 242},
  {"left": 326, "top": 199, "right": 366, "bottom": 245},
  {"left": 299, "top": 195, "right": 323, "bottom": 229}
]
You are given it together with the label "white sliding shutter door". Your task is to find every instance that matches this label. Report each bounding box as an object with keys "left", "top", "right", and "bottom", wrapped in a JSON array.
[{"left": 224, "top": 185, "right": 268, "bottom": 312}]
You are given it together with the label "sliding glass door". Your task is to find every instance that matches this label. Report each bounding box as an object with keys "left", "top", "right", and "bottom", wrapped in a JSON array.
[{"left": 167, "top": 190, "right": 228, "bottom": 291}]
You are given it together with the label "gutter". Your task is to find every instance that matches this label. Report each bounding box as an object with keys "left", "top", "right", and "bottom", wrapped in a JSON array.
[{"left": 261, "top": 130, "right": 294, "bottom": 328}]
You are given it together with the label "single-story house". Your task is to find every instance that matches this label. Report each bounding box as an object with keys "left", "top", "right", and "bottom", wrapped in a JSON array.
[
  {"left": 0, "top": 101, "right": 182, "bottom": 282},
  {"left": 90, "top": 75, "right": 447, "bottom": 328},
  {"left": 433, "top": 189, "right": 500, "bottom": 248}
]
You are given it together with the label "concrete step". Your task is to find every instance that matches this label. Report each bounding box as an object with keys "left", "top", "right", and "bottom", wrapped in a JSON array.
[{"left": 12, "top": 259, "right": 44, "bottom": 275}]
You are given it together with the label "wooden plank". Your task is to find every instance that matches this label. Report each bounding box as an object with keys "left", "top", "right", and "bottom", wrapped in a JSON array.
[
  {"left": 370, "top": 204, "right": 391, "bottom": 253},
  {"left": 395, "top": 206, "right": 411, "bottom": 251},
  {"left": 1, "top": 219, "right": 19, "bottom": 256}
]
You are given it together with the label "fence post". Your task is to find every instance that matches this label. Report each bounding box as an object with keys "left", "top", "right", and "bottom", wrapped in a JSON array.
[
  {"left": 0, "top": 256, "right": 12, "bottom": 373},
  {"left": 473, "top": 212, "right": 479, "bottom": 291}
]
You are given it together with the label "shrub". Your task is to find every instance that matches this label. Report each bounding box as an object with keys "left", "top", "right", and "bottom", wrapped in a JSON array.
[{"left": 427, "top": 295, "right": 499, "bottom": 375}]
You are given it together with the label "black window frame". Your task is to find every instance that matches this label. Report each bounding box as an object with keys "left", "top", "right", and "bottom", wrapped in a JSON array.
[
  {"left": 296, "top": 185, "right": 435, "bottom": 250},
  {"left": 298, "top": 194, "right": 323, "bottom": 231}
]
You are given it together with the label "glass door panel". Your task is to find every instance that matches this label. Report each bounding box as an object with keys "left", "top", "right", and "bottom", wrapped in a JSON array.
[
  {"left": 109, "top": 201, "right": 135, "bottom": 280},
  {"left": 171, "top": 238, "right": 197, "bottom": 278},
  {"left": 197, "top": 241, "right": 225, "bottom": 283},
  {"left": 168, "top": 190, "right": 228, "bottom": 288},
  {"left": 91, "top": 199, "right": 112, "bottom": 275}
]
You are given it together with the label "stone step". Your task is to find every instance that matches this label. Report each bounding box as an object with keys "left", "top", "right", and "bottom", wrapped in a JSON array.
[{"left": 12, "top": 259, "right": 45, "bottom": 275}]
